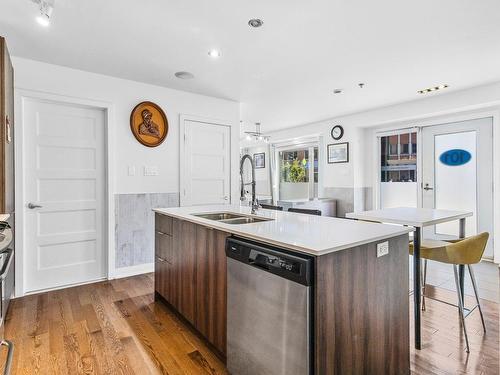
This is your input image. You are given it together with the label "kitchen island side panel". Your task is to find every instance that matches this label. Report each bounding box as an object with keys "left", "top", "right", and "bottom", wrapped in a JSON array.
[{"left": 314, "top": 234, "right": 410, "bottom": 375}]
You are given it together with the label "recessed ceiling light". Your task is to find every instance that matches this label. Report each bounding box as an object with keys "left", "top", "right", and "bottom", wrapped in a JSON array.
[
  {"left": 208, "top": 49, "right": 221, "bottom": 58},
  {"left": 333, "top": 89, "right": 343, "bottom": 94},
  {"left": 248, "top": 19, "right": 264, "bottom": 28},
  {"left": 174, "top": 71, "right": 195, "bottom": 79},
  {"left": 418, "top": 84, "right": 449, "bottom": 94},
  {"left": 35, "top": 0, "right": 53, "bottom": 27},
  {"left": 36, "top": 15, "right": 50, "bottom": 27}
]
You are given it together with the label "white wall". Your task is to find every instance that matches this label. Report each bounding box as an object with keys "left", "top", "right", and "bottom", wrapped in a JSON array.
[
  {"left": 241, "top": 144, "right": 271, "bottom": 198},
  {"left": 264, "top": 81, "right": 500, "bottom": 262},
  {"left": 265, "top": 125, "right": 361, "bottom": 190},
  {"left": 13, "top": 57, "right": 240, "bottom": 195},
  {"left": 13, "top": 57, "right": 240, "bottom": 294}
]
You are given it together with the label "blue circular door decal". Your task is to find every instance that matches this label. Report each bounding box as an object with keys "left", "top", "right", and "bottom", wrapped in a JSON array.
[{"left": 439, "top": 149, "right": 471, "bottom": 166}]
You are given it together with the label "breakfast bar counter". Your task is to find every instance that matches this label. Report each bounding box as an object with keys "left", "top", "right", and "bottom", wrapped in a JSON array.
[{"left": 153, "top": 205, "right": 413, "bottom": 374}]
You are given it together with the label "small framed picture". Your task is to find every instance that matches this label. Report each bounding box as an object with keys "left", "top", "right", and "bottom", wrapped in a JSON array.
[
  {"left": 327, "top": 142, "right": 349, "bottom": 163},
  {"left": 254, "top": 153, "right": 265, "bottom": 168}
]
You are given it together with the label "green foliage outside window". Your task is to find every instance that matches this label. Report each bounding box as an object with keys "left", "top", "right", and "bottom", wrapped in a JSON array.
[{"left": 283, "top": 159, "right": 307, "bottom": 183}]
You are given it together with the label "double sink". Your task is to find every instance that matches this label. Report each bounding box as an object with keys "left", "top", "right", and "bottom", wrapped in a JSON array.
[{"left": 192, "top": 212, "right": 273, "bottom": 225}]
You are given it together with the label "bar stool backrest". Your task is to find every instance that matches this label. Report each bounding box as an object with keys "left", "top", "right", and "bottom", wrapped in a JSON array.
[
  {"left": 260, "top": 204, "right": 283, "bottom": 211},
  {"left": 288, "top": 208, "right": 322, "bottom": 216},
  {"left": 447, "top": 232, "right": 489, "bottom": 265}
]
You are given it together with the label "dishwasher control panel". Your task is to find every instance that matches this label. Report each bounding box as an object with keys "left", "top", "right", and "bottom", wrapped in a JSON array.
[{"left": 226, "top": 237, "right": 312, "bottom": 286}]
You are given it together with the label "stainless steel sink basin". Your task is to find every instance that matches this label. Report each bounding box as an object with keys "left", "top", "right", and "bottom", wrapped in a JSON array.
[
  {"left": 220, "top": 216, "right": 273, "bottom": 225},
  {"left": 193, "top": 212, "right": 245, "bottom": 221},
  {"left": 192, "top": 212, "right": 273, "bottom": 224}
]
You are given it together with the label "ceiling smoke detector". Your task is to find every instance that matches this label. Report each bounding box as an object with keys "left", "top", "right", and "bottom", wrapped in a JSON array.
[
  {"left": 248, "top": 19, "right": 264, "bottom": 28},
  {"left": 418, "top": 84, "right": 449, "bottom": 94},
  {"left": 174, "top": 71, "right": 194, "bottom": 79}
]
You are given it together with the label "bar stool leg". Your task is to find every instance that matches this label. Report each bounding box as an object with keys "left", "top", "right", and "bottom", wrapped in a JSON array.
[
  {"left": 453, "top": 265, "right": 470, "bottom": 353},
  {"left": 421, "top": 259, "right": 427, "bottom": 311},
  {"left": 468, "top": 265, "right": 486, "bottom": 333}
]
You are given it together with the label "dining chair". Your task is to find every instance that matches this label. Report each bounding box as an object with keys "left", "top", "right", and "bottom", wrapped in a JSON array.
[
  {"left": 288, "top": 208, "right": 322, "bottom": 216},
  {"left": 260, "top": 204, "right": 283, "bottom": 211},
  {"left": 409, "top": 232, "right": 489, "bottom": 352}
]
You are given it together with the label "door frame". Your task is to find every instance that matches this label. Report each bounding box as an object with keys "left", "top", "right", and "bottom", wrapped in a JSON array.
[
  {"left": 179, "top": 114, "right": 234, "bottom": 207},
  {"left": 14, "top": 88, "right": 115, "bottom": 297},
  {"left": 371, "top": 108, "right": 500, "bottom": 264}
]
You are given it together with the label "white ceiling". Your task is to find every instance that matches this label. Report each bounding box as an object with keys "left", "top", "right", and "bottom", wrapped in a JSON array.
[{"left": 1, "top": 0, "right": 500, "bottom": 132}]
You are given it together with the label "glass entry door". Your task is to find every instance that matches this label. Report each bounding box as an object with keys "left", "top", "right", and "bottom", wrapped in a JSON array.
[
  {"left": 379, "top": 131, "right": 418, "bottom": 209},
  {"left": 421, "top": 117, "right": 494, "bottom": 258}
]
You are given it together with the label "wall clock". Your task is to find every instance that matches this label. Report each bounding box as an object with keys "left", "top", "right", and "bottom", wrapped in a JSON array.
[{"left": 331, "top": 125, "right": 344, "bottom": 140}]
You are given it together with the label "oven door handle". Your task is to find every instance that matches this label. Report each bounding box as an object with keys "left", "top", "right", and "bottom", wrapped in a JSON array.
[
  {"left": 0, "top": 248, "right": 12, "bottom": 279},
  {"left": 0, "top": 340, "right": 13, "bottom": 375}
]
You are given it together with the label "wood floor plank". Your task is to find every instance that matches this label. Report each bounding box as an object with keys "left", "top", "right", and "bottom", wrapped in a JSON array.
[{"left": 2, "top": 273, "right": 497, "bottom": 374}]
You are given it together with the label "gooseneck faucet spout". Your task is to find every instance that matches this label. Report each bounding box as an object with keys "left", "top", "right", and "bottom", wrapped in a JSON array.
[{"left": 240, "top": 154, "right": 259, "bottom": 214}]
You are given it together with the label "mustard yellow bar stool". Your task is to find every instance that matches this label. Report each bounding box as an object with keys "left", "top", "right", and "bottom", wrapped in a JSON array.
[{"left": 409, "top": 232, "right": 489, "bottom": 353}]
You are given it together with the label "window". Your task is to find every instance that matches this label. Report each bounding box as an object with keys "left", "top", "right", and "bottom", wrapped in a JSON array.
[
  {"left": 314, "top": 148, "right": 318, "bottom": 183},
  {"left": 379, "top": 130, "right": 418, "bottom": 209},
  {"left": 279, "top": 149, "right": 310, "bottom": 183},
  {"left": 276, "top": 144, "right": 319, "bottom": 200},
  {"left": 380, "top": 132, "right": 417, "bottom": 182}
]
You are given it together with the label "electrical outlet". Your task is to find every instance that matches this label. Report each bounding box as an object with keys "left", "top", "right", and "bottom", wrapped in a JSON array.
[
  {"left": 377, "top": 241, "right": 389, "bottom": 257},
  {"left": 144, "top": 166, "right": 159, "bottom": 176},
  {"left": 128, "top": 166, "right": 136, "bottom": 176}
]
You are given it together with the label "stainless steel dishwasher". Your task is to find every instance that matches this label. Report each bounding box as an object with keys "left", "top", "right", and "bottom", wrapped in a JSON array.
[{"left": 226, "top": 237, "right": 312, "bottom": 375}]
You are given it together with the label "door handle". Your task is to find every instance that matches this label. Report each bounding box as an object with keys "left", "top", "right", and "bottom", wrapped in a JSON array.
[
  {"left": 27, "top": 203, "right": 43, "bottom": 209},
  {"left": 423, "top": 183, "right": 434, "bottom": 191},
  {"left": 223, "top": 196, "right": 229, "bottom": 201}
]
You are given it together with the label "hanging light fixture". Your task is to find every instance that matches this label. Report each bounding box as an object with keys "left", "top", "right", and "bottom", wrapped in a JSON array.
[{"left": 244, "top": 122, "right": 270, "bottom": 143}]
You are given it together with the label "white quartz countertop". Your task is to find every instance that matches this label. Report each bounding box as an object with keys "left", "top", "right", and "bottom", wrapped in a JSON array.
[
  {"left": 346, "top": 207, "right": 472, "bottom": 227},
  {"left": 153, "top": 205, "right": 413, "bottom": 256}
]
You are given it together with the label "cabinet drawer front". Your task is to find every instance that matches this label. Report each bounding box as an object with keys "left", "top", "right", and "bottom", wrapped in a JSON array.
[
  {"left": 155, "top": 232, "right": 173, "bottom": 263},
  {"left": 155, "top": 213, "right": 172, "bottom": 235},
  {"left": 155, "top": 257, "right": 169, "bottom": 301}
]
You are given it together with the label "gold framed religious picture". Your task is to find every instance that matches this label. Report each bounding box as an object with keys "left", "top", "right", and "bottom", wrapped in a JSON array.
[{"left": 130, "top": 101, "right": 168, "bottom": 147}]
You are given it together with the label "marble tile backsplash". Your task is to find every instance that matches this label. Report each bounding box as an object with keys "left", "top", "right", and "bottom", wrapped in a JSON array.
[{"left": 115, "top": 193, "right": 179, "bottom": 268}]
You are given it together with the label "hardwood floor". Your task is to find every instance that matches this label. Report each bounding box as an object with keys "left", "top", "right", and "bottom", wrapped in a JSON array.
[
  {"left": 411, "top": 285, "right": 499, "bottom": 374},
  {"left": 1, "top": 273, "right": 498, "bottom": 374},
  {"left": 1, "top": 274, "right": 227, "bottom": 375}
]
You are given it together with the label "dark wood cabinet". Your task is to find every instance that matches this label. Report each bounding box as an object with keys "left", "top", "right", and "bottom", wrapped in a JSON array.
[
  {"left": 0, "top": 36, "right": 14, "bottom": 214},
  {"left": 195, "top": 226, "right": 228, "bottom": 354},
  {"left": 177, "top": 220, "right": 197, "bottom": 325},
  {"left": 155, "top": 213, "right": 229, "bottom": 355}
]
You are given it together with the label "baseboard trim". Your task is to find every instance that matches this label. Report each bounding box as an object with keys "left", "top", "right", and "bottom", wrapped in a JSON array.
[
  {"left": 21, "top": 276, "right": 107, "bottom": 297},
  {"left": 112, "top": 263, "right": 154, "bottom": 279}
]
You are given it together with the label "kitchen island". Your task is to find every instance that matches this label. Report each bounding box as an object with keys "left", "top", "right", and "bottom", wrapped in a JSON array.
[{"left": 153, "top": 205, "right": 413, "bottom": 374}]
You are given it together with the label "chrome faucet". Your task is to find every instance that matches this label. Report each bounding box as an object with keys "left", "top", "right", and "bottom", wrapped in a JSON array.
[{"left": 240, "top": 154, "right": 259, "bottom": 214}]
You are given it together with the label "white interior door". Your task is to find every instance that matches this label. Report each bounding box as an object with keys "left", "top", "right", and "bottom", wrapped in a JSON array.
[
  {"left": 422, "top": 117, "right": 494, "bottom": 258},
  {"left": 182, "top": 120, "right": 231, "bottom": 206},
  {"left": 24, "top": 99, "right": 106, "bottom": 292}
]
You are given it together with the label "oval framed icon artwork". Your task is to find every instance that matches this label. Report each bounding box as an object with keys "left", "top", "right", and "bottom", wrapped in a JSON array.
[{"left": 130, "top": 101, "right": 168, "bottom": 147}]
